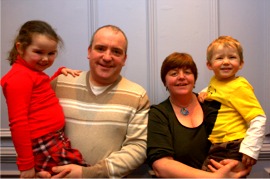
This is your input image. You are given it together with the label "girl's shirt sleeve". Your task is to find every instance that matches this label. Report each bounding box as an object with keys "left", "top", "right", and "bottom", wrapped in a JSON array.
[
  {"left": 2, "top": 70, "right": 35, "bottom": 171},
  {"left": 50, "top": 67, "right": 65, "bottom": 80}
]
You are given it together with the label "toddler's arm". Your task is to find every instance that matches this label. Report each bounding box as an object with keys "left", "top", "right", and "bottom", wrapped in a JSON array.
[{"left": 240, "top": 115, "right": 267, "bottom": 166}]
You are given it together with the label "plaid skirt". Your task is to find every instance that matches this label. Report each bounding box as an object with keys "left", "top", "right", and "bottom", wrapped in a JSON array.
[{"left": 32, "top": 129, "right": 88, "bottom": 174}]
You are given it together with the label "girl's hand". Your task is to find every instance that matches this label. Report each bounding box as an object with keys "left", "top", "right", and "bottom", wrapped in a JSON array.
[
  {"left": 20, "top": 167, "right": 35, "bottom": 178},
  {"left": 61, "top": 68, "right": 82, "bottom": 77}
]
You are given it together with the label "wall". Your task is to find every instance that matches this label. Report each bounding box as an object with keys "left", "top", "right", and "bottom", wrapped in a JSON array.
[{"left": 1, "top": 0, "right": 270, "bottom": 177}]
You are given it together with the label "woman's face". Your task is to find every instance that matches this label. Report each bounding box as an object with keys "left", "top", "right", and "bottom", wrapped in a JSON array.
[{"left": 165, "top": 67, "right": 195, "bottom": 96}]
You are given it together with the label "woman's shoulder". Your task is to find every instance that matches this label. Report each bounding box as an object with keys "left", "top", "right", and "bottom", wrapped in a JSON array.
[{"left": 150, "top": 98, "right": 171, "bottom": 112}]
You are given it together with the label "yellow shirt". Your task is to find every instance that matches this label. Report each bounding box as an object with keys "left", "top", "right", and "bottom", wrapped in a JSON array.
[{"left": 206, "top": 76, "right": 265, "bottom": 143}]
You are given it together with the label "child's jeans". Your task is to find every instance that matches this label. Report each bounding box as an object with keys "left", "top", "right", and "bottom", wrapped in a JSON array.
[{"left": 202, "top": 138, "right": 243, "bottom": 171}]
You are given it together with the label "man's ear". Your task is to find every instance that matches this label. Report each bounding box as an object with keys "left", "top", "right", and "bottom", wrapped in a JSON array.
[
  {"left": 122, "top": 54, "right": 127, "bottom": 66},
  {"left": 87, "top": 47, "right": 92, "bottom": 60},
  {"left": 16, "top": 42, "right": 24, "bottom": 55}
]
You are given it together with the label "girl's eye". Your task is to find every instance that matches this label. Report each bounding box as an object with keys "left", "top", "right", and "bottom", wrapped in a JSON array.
[
  {"left": 49, "top": 52, "right": 57, "bottom": 56},
  {"left": 34, "top": 50, "right": 43, "bottom": 54}
]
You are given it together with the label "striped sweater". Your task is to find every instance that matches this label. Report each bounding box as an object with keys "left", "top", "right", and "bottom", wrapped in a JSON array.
[{"left": 51, "top": 71, "right": 150, "bottom": 178}]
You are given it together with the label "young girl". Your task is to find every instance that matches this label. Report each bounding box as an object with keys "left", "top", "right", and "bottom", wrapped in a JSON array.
[{"left": 1, "top": 20, "right": 87, "bottom": 178}]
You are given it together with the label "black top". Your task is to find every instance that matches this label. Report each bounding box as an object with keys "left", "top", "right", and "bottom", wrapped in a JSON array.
[{"left": 147, "top": 96, "right": 219, "bottom": 169}]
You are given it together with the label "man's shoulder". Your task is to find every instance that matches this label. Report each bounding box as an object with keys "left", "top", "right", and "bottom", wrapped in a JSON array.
[
  {"left": 118, "top": 77, "right": 147, "bottom": 94},
  {"left": 57, "top": 71, "right": 88, "bottom": 84}
]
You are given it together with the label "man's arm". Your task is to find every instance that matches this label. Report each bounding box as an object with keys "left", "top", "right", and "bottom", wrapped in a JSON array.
[{"left": 83, "top": 93, "right": 150, "bottom": 178}]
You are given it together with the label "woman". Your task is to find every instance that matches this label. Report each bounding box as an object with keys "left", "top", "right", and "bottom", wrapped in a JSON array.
[{"left": 147, "top": 52, "right": 249, "bottom": 178}]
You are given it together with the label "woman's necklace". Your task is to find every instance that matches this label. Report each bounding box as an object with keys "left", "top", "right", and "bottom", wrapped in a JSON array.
[
  {"left": 170, "top": 96, "right": 194, "bottom": 116},
  {"left": 180, "top": 107, "right": 190, "bottom": 116}
]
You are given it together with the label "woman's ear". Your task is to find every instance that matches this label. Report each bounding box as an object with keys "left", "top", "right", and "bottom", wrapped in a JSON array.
[{"left": 16, "top": 42, "right": 24, "bottom": 55}]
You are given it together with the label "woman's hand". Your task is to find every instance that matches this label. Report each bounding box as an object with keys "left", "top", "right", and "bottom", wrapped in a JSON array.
[{"left": 209, "top": 159, "right": 251, "bottom": 178}]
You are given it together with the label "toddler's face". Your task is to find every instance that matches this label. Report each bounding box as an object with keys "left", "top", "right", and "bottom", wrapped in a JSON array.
[
  {"left": 207, "top": 45, "right": 243, "bottom": 81},
  {"left": 18, "top": 34, "right": 58, "bottom": 72}
]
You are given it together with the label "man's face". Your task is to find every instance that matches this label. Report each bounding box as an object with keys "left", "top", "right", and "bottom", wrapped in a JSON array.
[{"left": 88, "top": 28, "right": 127, "bottom": 86}]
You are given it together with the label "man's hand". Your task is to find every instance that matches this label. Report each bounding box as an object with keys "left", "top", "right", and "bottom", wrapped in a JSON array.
[
  {"left": 36, "top": 170, "right": 52, "bottom": 178},
  {"left": 51, "top": 164, "right": 82, "bottom": 178},
  {"left": 36, "top": 167, "right": 71, "bottom": 178}
]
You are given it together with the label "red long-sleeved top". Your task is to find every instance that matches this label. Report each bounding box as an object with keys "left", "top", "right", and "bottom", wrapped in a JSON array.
[{"left": 1, "top": 56, "right": 65, "bottom": 171}]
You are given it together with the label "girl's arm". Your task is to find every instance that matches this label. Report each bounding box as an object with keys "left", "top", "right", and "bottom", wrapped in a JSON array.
[{"left": 50, "top": 67, "right": 81, "bottom": 80}]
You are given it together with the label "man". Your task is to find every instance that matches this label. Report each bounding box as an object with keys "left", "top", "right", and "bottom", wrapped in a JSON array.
[{"left": 39, "top": 25, "right": 150, "bottom": 178}]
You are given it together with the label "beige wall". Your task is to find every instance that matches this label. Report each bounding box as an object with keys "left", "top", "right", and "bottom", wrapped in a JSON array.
[{"left": 1, "top": 0, "right": 270, "bottom": 177}]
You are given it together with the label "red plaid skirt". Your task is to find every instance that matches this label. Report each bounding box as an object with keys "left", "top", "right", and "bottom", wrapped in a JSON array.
[{"left": 32, "top": 129, "right": 88, "bottom": 174}]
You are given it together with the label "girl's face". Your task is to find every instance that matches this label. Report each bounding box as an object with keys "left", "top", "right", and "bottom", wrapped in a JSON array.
[
  {"left": 165, "top": 67, "right": 195, "bottom": 96},
  {"left": 207, "top": 45, "right": 244, "bottom": 81},
  {"left": 16, "top": 34, "right": 58, "bottom": 71}
]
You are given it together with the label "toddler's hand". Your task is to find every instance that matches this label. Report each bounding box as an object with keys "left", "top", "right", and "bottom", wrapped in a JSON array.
[
  {"left": 198, "top": 92, "right": 208, "bottom": 103},
  {"left": 242, "top": 154, "right": 257, "bottom": 167}
]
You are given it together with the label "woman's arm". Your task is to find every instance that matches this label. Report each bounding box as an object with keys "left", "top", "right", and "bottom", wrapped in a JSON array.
[{"left": 152, "top": 156, "right": 249, "bottom": 178}]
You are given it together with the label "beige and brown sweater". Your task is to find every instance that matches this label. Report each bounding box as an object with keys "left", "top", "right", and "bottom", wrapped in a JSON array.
[{"left": 51, "top": 71, "right": 150, "bottom": 178}]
